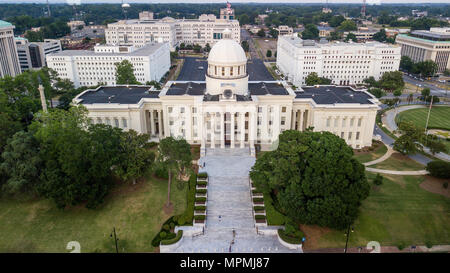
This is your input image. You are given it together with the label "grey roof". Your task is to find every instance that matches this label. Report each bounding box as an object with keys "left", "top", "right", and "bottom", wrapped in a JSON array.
[
  {"left": 49, "top": 43, "right": 165, "bottom": 57},
  {"left": 295, "top": 86, "right": 374, "bottom": 105},
  {"left": 78, "top": 86, "right": 160, "bottom": 104},
  {"left": 248, "top": 82, "right": 289, "bottom": 96},
  {"left": 410, "top": 30, "right": 450, "bottom": 41},
  {"left": 166, "top": 82, "right": 206, "bottom": 95}
]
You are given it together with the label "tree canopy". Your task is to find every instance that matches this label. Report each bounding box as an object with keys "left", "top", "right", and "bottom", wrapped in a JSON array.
[
  {"left": 115, "top": 60, "right": 140, "bottom": 85},
  {"left": 305, "top": 72, "right": 332, "bottom": 86},
  {"left": 250, "top": 130, "right": 370, "bottom": 230}
]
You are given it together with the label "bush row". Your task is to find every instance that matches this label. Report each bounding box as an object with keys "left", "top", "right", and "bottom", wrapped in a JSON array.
[
  {"left": 160, "top": 230, "right": 183, "bottom": 246},
  {"left": 196, "top": 189, "right": 207, "bottom": 194},
  {"left": 278, "top": 229, "right": 303, "bottom": 245},
  {"left": 194, "top": 215, "right": 206, "bottom": 220},
  {"left": 197, "top": 172, "right": 208, "bottom": 179}
]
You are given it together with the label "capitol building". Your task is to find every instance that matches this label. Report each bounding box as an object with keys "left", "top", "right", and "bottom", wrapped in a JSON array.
[{"left": 74, "top": 30, "right": 380, "bottom": 155}]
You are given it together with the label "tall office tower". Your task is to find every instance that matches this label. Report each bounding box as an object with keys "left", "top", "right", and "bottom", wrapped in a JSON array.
[{"left": 0, "top": 20, "right": 21, "bottom": 78}]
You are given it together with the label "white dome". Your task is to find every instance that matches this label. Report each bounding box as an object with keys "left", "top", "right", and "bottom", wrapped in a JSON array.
[{"left": 208, "top": 39, "right": 247, "bottom": 65}]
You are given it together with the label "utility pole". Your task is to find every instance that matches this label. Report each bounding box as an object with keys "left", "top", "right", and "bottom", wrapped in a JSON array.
[
  {"left": 111, "top": 227, "right": 119, "bottom": 253},
  {"left": 344, "top": 225, "right": 354, "bottom": 253},
  {"left": 361, "top": 0, "right": 366, "bottom": 18}
]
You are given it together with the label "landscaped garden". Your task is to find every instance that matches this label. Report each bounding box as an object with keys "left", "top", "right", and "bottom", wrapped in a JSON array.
[
  {"left": 396, "top": 106, "right": 450, "bottom": 131},
  {"left": 0, "top": 174, "right": 187, "bottom": 253},
  {"left": 353, "top": 141, "right": 388, "bottom": 163},
  {"left": 302, "top": 173, "right": 450, "bottom": 250}
]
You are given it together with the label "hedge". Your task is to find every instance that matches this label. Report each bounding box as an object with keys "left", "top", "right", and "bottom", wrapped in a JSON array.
[
  {"left": 197, "top": 172, "right": 208, "bottom": 179},
  {"left": 253, "top": 198, "right": 264, "bottom": 203},
  {"left": 194, "top": 215, "right": 206, "bottom": 220},
  {"left": 195, "top": 197, "right": 206, "bottom": 202},
  {"left": 263, "top": 193, "right": 286, "bottom": 226},
  {"left": 255, "top": 215, "right": 266, "bottom": 220},
  {"left": 197, "top": 181, "right": 208, "bottom": 186},
  {"left": 252, "top": 190, "right": 262, "bottom": 195},
  {"left": 253, "top": 206, "right": 265, "bottom": 212},
  {"left": 426, "top": 160, "right": 450, "bottom": 179},
  {"left": 160, "top": 230, "right": 183, "bottom": 245},
  {"left": 196, "top": 189, "right": 207, "bottom": 194},
  {"left": 278, "top": 229, "right": 303, "bottom": 245},
  {"left": 194, "top": 206, "right": 206, "bottom": 211}
]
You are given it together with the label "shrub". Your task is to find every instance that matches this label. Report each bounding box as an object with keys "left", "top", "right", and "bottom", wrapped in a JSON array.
[
  {"left": 373, "top": 174, "right": 383, "bottom": 186},
  {"left": 154, "top": 165, "right": 169, "bottom": 179},
  {"left": 195, "top": 206, "right": 206, "bottom": 211},
  {"left": 194, "top": 215, "right": 206, "bottom": 220},
  {"left": 253, "top": 206, "right": 265, "bottom": 212},
  {"left": 197, "top": 181, "right": 208, "bottom": 186},
  {"left": 197, "top": 172, "right": 208, "bottom": 179},
  {"left": 255, "top": 215, "right": 266, "bottom": 220},
  {"left": 195, "top": 197, "right": 206, "bottom": 203},
  {"left": 147, "top": 141, "right": 158, "bottom": 148},
  {"left": 162, "top": 224, "right": 170, "bottom": 231},
  {"left": 151, "top": 233, "right": 162, "bottom": 247},
  {"left": 425, "top": 241, "right": 433, "bottom": 249},
  {"left": 160, "top": 230, "right": 183, "bottom": 245},
  {"left": 196, "top": 189, "right": 207, "bottom": 194},
  {"left": 397, "top": 242, "right": 406, "bottom": 250},
  {"left": 263, "top": 193, "right": 286, "bottom": 225},
  {"left": 169, "top": 222, "right": 175, "bottom": 229},
  {"left": 426, "top": 161, "right": 450, "bottom": 179},
  {"left": 159, "top": 231, "right": 167, "bottom": 239},
  {"left": 278, "top": 229, "right": 303, "bottom": 244},
  {"left": 253, "top": 198, "right": 264, "bottom": 203},
  {"left": 252, "top": 190, "right": 262, "bottom": 194}
]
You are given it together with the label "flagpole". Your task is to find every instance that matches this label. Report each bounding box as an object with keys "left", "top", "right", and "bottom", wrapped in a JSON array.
[{"left": 424, "top": 95, "right": 433, "bottom": 136}]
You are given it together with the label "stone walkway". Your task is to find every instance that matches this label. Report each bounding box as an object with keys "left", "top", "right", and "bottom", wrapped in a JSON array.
[
  {"left": 364, "top": 145, "right": 395, "bottom": 166},
  {"left": 365, "top": 167, "right": 429, "bottom": 176},
  {"left": 161, "top": 148, "right": 302, "bottom": 253}
]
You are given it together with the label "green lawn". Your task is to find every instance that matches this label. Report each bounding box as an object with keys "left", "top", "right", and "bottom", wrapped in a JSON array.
[
  {"left": 0, "top": 176, "right": 187, "bottom": 253},
  {"left": 309, "top": 173, "right": 450, "bottom": 249},
  {"left": 396, "top": 106, "right": 450, "bottom": 131},
  {"left": 372, "top": 153, "right": 425, "bottom": 171},
  {"left": 353, "top": 142, "right": 388, "bottom": 163}
]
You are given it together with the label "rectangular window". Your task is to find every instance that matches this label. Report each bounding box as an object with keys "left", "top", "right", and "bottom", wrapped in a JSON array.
[
  {"left": 341, "top": 132, "right": 344, "bottom": 139},
  {"left": 326, "top": 118, "right": 330, "bottom": 127},
  {"left": 350, "top": 118, "right": 354, "bottom": 127},
  {"left": 192, "top": 107, "right": 197, "bottom": 113},
  {"left": 358, "top": 118, "right": 362, "bottom": 127},
  {"left": 180, "top": 107, "right": 185, "bottom": 113},
  {"left": 334, "top": 118, "right": 338, "bottom": 127},
  {"left": 281, "top": 117, "right": 286, "bottom": 126},
  {"left": 356, "top": 132, "right": 360, "bottom": 140},
  {"left": 230, "top": 67, "right": 233, "bottom": 76},
  {"left": 282, "top": 106, "right": 287, "bottom": 113},
  {"left": 114, "top": 118, "right": 119, "bottom": 127},
  {"left": 348, "top": 132, "right": 352, "bottom": 140},
  {"left": 168, "top": 107, "right": 173, "bottom": 113},
  {"left": 122, "top": 118, "right": 127, "bottom": 128},
  {"left": 342, "top": 118, "right": 346, "bottom": 127}
]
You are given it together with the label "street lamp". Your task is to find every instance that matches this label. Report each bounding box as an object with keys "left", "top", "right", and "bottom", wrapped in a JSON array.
[{"left": 344, "top": 225, "right": 354, "bottom": 253}]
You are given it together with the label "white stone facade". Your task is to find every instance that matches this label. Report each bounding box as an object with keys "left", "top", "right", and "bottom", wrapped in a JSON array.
[
  {"left": 46, "top": 43, "right": 170, "bottom": 88},
  {"left": 276, "top": 35, "right": 401, "bottom": 86},
  {"left": 0, "top": 20, "right": 21, "bottom": 78},
  {"left": 74, "top": 36, "right": 379, "bottom": 151},
  {"left": 105, "top": 14, "right": 240, "bottom": 50}
]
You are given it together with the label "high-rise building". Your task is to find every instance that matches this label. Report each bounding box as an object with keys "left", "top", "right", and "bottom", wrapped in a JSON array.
[
  {"left": 396, "top": 27, "right": 450, "bottom": 73},
  {"left": 15, "top": 38, "right": 62, "bottom": 72},
  {"left": 46, "top": 43, "right": 170, "bottom": 88},
  {"left": 105, "top": 8, "right": 240, "bottom": 50},
  {"left": 0, "top": 20, "right": 21, "bottom": 78},
  {"left": 277, "top": 35, "right": 401, "bottom": 86}
]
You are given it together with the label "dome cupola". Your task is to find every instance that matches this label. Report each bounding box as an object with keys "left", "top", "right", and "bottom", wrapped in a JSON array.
[{"left": 206, "top": 29, "right": 249, "bottom": 96}]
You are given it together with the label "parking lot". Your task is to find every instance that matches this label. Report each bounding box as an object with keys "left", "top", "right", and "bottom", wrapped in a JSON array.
[{"left": 177, "top": 57, "right": 273, "bottom": 81}]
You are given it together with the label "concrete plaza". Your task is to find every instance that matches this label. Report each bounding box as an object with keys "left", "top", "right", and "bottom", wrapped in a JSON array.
[{"left": 161, "top": 148, "right": 302, "bottom": 253}]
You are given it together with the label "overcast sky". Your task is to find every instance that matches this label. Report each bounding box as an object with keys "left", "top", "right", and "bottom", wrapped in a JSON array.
[{"left": 2, "top": 1, "right": 449, "bottom": 4}]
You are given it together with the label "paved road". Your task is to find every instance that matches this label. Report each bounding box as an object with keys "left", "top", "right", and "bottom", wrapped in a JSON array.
[
  {"left": 163, "top": 148, "right": 301, "bottom": 253},
  {"left": 177, "top": 56, "right": 274, "bottom": 82},
  {"left": 403, "top": 74, "right": 449, "bottom": 98}
]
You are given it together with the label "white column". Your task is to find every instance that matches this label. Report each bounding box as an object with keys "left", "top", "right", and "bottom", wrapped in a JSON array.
[
  {"left": 150, "top": 110, "right": 155, "bottom": 136},
  {"left": 186, "top": 107, "right": 192, "bottom": 141},
  {"left": 262, "top": 106, "right": 268, "bottom": 142},
  {"left": 220, "top": 112, "right": 225, "bottom": 148},
  {"left": 249, "top": 112, "right": 255, "bottom": 147},
  {"left": 164, "top": 107, "right": 170, "bottom": 137},
  {"left": 240, "top": 112, "right": 245, "bottom": 148},
  {"left": 200, "top": 111, "right": 205, "bottom": 147},
  {"left": 157, "top": 110, "right": 162, "bottom": 138},
  {"left": 299, "top": 110, "right": 304, "bottom": 131},
  {"left": 230, "top": 112, "right": 235, "bottom": 148},
  {"left": 211, "top": 113, "right": 215, "bottom": 148},
  {"left": 291, "top": 109, "right": 296, "bottom": 130},
  {"left": 273, "top": 105, "right": 280, "bottom": 142}
]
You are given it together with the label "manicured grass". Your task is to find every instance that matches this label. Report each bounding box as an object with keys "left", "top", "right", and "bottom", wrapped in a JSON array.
[
  {"left": 396, "top": 106, "right": 450, "bottom": 131},
  {"left": 372, "top": 153, "right": 425, "bottom": 171},
  {"left": 0, "top": 176, "right": 186, "bottom": 253},
  {"left": 353, "top": 142, "right": 388, "bottom": 163},
  {"left": 307, "top": 173, "right": 450, "bottom": 249}
]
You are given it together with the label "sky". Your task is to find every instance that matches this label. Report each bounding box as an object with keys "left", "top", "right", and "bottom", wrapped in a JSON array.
[{"left": 2, "top": 0, "right": 449, "bottom": 4}]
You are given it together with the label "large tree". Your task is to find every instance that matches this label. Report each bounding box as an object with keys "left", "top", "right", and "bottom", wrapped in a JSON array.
[
  {"left": 30, "top": 106, "right": 122, "bottom": 208},
  {"left": 305, "top": 72, "right": 332, "bottom": 86},
  {"left": 338, "top": 20, "right": 357, "bottom": 31},
  {"left": 393, "top": 121, "right": 424, "bottom": 155},
  {"left": 115, "top": 130, "right": 155, "bottom": 184},
  {"left": 115, "top": 60, "right": 140, "bottom": 85},
  {"left": 250, "top": 130, "right": 370, "bottom": 230},
  {"left": 158, "top": 137, "right": 192, "bottom": 208},
  {"left": 416, "top": 60, "right": 438, "bottom": 78},
  {"left": 301, "top": 24, "right": 319, "bottom": 40},
  {"left": 379, "top": 71, "right": 404, "bottom": 91},
  {"left": 0, "top": 131, "right": 42, "bottom": 195}
]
